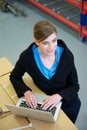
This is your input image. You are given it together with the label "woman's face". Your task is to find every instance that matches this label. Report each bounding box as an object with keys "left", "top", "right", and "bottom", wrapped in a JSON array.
[{"left": 36, "top": 32, "right": 57, "bottom": 56}]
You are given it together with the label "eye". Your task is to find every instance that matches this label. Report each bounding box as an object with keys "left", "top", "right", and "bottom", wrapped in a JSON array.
[
  {"left": 42, "top": 41, "right": 49, "bottom": 45},
  {"left": 52, "top": 38, "right": 57, "bottom": 43}
]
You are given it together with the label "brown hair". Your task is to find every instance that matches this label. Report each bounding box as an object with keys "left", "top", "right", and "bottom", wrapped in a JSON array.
[{"left": 33, "top": 20, "right": 57, "bottom": 42}]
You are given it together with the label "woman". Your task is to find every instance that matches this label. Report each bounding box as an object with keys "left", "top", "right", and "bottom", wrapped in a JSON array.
[{"left": 10, "top": 20, "right": 81, "bottom": 123}]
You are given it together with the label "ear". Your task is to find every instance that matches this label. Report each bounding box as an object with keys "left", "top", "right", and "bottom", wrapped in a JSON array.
[{"left": 34, "top": 38, "right": 39, "bottom": 46}]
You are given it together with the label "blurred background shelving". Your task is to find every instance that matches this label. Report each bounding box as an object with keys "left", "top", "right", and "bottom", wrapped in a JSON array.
[{"left": 27, "top": 0, "right": 87, "bottom": 42}]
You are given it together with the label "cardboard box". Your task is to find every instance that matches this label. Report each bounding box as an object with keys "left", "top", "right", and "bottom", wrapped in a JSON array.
[
  {"left": 0, "top": 57, "right": 13, "bottom": 77},
  {"left": 0, "top": 85, "right": 15, "bottom": 112},
  {"left": 0, "top": 114, "right": 30, "bottom": 130},
  {"left": 0, "top": 74, "right": 18, "bottom": 104}
]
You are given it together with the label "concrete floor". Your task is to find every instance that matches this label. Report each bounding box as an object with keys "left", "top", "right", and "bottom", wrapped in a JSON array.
[{"left": 0, "top": 1, "right": 87, "bottom": 130}]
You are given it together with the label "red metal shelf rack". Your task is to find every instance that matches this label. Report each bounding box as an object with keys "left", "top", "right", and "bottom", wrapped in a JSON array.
[
  {"left": 27, "top": 0, "right": 87, "bottom": 42},
  {"left": 66, "top": 0, "right": 81, "bottom": 8}
]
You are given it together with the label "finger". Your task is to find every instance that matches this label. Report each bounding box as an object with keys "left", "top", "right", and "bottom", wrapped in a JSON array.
[
  {"left": 25, "top": 96, "right": 37, "bottom": 108},
  {"left": 48, "top": 103, "right": 56, "bottom": 110},
  {"left": 30, "top": 97, "right": 37, "bottom": 108},
  {"left": 26, "top": 98, "right": 33, "bottom": 108},
  {"left": 41, "top": 100, "right": 51, "bottom": 110}
]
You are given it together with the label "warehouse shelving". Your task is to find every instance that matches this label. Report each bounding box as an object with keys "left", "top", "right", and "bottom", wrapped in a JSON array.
[{"left": 27, "top": 0, "right": 87, "bottom": 42}]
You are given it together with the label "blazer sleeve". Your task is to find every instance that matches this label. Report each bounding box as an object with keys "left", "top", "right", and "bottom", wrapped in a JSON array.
[
  {"left": 58, "top": 62, "right": 80, "bottom": 102},
  {"left": 10, "top": 56, "right": 32, "bottom": 98}
]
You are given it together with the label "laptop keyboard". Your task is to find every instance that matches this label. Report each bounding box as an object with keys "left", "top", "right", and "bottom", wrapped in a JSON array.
[{"left": 19, "top": 100, "right": 56, "bottom": 116}]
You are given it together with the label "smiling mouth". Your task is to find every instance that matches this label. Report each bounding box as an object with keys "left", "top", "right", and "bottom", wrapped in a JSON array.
[{"left": 48, "top": 49, "right": 54, "bottom": 53}]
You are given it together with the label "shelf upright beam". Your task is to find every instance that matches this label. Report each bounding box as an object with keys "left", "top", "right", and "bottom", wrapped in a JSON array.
[{"left": 80, "top": 0, "right": 87, "bottom": 42}]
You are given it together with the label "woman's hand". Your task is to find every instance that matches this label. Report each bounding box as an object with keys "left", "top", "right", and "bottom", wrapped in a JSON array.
[
  {"left": 41, "top": 94, "right": 62, "bottom": 110},
  {"left": 24, "top": 90, "right": 37, "bottom": 109}
]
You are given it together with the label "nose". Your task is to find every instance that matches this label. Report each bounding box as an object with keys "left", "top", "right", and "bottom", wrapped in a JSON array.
[{"left": 48, "top": 42, "right": 53, "bottom": 49}]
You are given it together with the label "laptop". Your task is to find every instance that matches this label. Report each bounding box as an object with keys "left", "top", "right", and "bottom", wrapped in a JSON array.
[{"left": 5, "top": 93, "right": 62, "bottom": 123}]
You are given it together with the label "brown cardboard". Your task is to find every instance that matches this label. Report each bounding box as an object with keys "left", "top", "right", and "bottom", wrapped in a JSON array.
[
  {"left": 0, "top": 85, "right": 15, "bottom": 112},
  {"left": 0, "top": 114, "right": 29, "bottom": 130},
  {"left": 0, "top": 57, "right": 13, "bottom": 77},
  {"left": 0, "top": 74, "right": 18, "bottom": 104}
]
